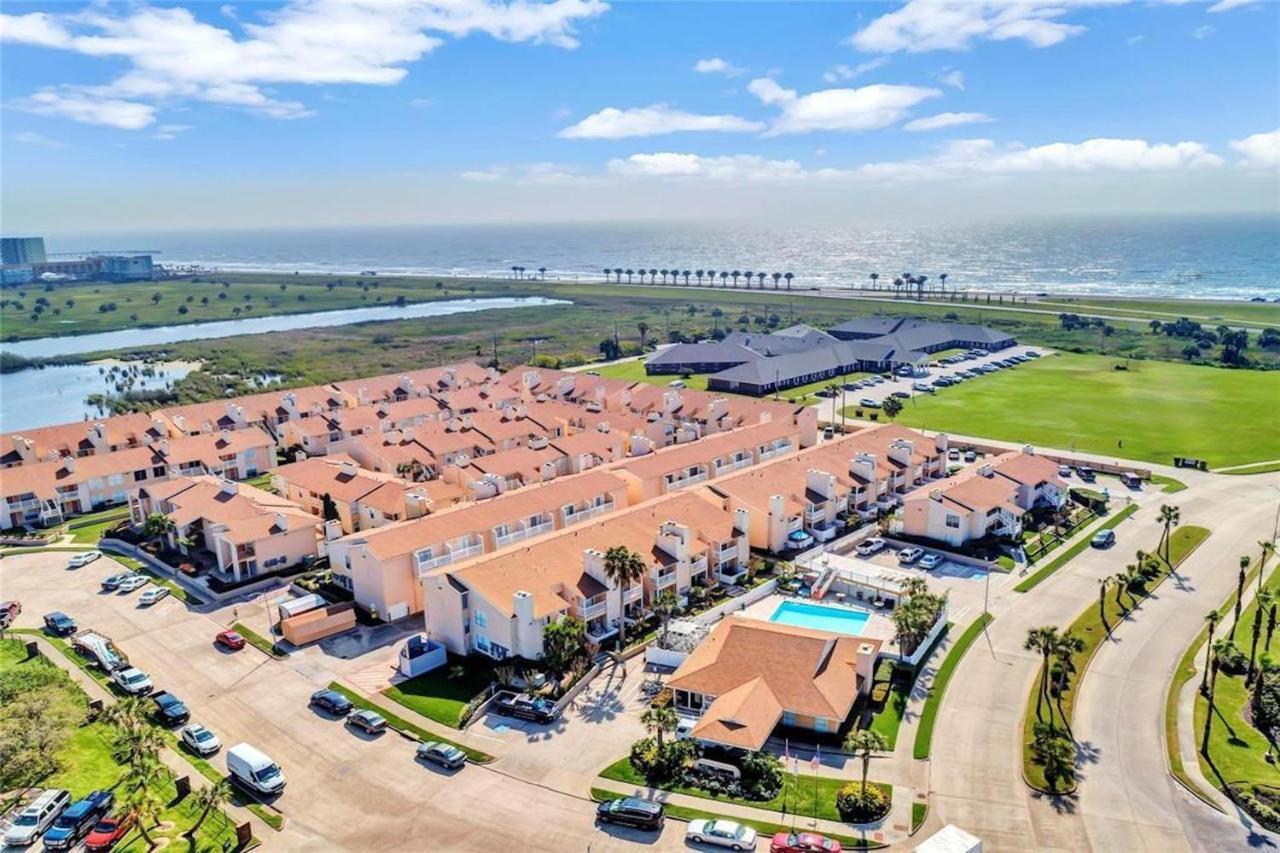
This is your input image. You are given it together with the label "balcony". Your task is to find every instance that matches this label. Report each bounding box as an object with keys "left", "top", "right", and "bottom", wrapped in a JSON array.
[
  {"left": 758, "top": 443, "right": 791, "bottom": 461},
  {"left": 414, "top": 538, "right": 484, "bottom": 574},
  {"left": 494, "top": 520, "right": 551, "bottom": 548},
  {"left": 578, "top": 598, "right": 607, "bottom": 619},
  {"left": 586, "top": 622, "right": 618, "bottom": 644},
  {"left": 689, "top": 556, "right": 708, "bottom": 575},
  {"left": 714, "top": 456, "right": 752, "bottom": 475},
  {"left": 652, "top": 567, "right": 678, "bottom": 588},
  {"left": 804, "top": 505, "right": 827, "bottom": 523},
  {"left": 564, "top": 500, "right": 615, "bottom": 525},
  {"left": 623, "top": 585, "right": 643, "bottom": 603},
  {"left": 665, "top": 470, "right": 708, "bottom": 490}
]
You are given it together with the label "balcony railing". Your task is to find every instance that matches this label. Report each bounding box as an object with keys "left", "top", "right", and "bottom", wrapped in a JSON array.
[
  {"left": 758, "top": 444, "right": 791, "bottom": 461},
  {"left": 715, "top": 456, "right": 752, "bottom": 475},
  {"left": 666, "top": 471, "right": 708, "bottom": 490},
  {"left": 689, "top": 556, "right": 708, "bottom": 574},
  {"left": 652, "top": 567, "right": 678, "bottom": 587},
  {"left": 623, "top": 585, "right": 643, "bottom": 602},
  {"left": 578, "top": 599, "right": 607, "bottom": 619},
  {"left": 415, "top": 539, "right": 484, "bottom": 574},
  {"left": 564, "top": 500, "right": 615, "bottom": 525}
]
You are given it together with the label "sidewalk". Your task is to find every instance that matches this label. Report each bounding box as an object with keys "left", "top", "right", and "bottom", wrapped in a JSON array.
[{"left": 592, "top": 775, "right": 911, "bottom": 846}]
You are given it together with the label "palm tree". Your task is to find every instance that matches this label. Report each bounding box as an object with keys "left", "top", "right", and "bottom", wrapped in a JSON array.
[
  {"left": 653, "top": 590, "right": 680, "bottom": 643},
  {"left": 1252, "top": 652, "right": 1275, "bottom": 720},
  {"left": 843, "top": 729, "right": 888, "bottom": 795},
  {"left": 602, "top": 268, "right": 611, "bottom": 282},
  {"left": 706, "top": 269, "right": 716, "bottom": 287},
  {"left": 1201, "top": 610, "right": 1221, "bottom": 692},
  {"left": 1156, "top": 505, "right": 1180, "bottom": 564},
  {"left": 637, "top": 322, "right": 649, "bottom": 348},
  {"left": 1097, "top": 577, "right": 1110, "bottom": 632},
  {"left": 538, "top": 267, "right": 547, "bottom": 280},
  {"left": 743, "top": 270, "right": 754, "bottom": 289},
  {"left": 1050, "top": 632, "right": 1085, "bottom": 725},
  {"left": 1113, "top": 571, "right": 1129, "bottom": 611},
  {"left": 640, "top": 706, "right": 679, "bottom": 752},
  {"left": 683, "top": 270, "right": 691, "bottom": 286},
  {"left": 1247, "top": 588, "right": 1274, "bottom": 684},
  {"left": 939, "top": 272, "right": 948, "bottom": 292},
  {"left": 185, "top": 779, "right": 231, "bottom": 839},
  {"left": 719, "top": 271, "right": 729, "bottom": 287},
  {"left": 1032, "top": 722, "right": 1076, "bottom": 791},
  {"left": 869, "top": 272, "right": 879, "bottom": 290},
  {"left": 602, "top": 545, "right": 646, "bottom": 648},
  {"left": 731, "top": 270, "right": 740, "bottom": 288},
  {"left": 772, "top": 272, "right": 782, "bottom": 290},
  {"left": 695, "top": 269, "right": 704, "bottom": 287},
  {"left": 1231, "top": 557, "right": 1249, "bottom": 639},
  {"left": 1202, "top": 638, "right": 1230, "bottom": 754},
  {"left": 648, "top": 268, "right": 657, "bottom": 284},
  {"left": 1267, "top": 601, "right": 1277, "bottom": 652},
  {"left": 625, "top": 268, "right": 633, "bottom": 283},
  {"left": 1257, "top": 541, "right": 1275, "bottom": 595},
  {"left": 757, "top": 272, "right": 767, "bottom": 288},
  {"left": 122, "top": 766, "right": 164, "bottom": 850},
  {"left": 784, "top": 272, "right": 793, "bottom": 290},
  {"left": 659, "top": 269, "right": 669, "bottom": 284},
  {"left": 1024, "top": 626, "right": 1060, "bottom": 722}
]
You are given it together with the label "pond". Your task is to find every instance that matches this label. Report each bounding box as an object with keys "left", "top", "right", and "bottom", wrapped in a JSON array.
[
  {"left": 1, "top": 296, "right": 570, "bottom": 360},
  {"left": 1, "top": 359, "right": 199, "bottom": 433}
]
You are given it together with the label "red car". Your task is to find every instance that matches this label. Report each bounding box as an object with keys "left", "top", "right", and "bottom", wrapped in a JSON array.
[
  {"left": 84, "top": 813, "right": 135, "bottom": 851},
  {"left": 215, "top": 630, "right": 246, "bottom": 650},
  {"left": 771, "top": 832, "right": 842, "bottom": 853}
]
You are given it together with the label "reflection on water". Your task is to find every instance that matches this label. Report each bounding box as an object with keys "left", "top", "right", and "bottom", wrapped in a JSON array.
[{"left": 1, "top": 359, "right": 197, "bottom": 433}]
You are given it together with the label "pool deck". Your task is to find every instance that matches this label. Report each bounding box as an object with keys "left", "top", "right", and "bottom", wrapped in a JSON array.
[{"left": 738, "top": 593, "right": 897, "bottom": 643}]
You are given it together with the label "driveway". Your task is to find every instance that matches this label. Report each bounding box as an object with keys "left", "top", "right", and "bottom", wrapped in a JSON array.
[{"left": 0, "top": 551, "right": 704, "bottom": 852}]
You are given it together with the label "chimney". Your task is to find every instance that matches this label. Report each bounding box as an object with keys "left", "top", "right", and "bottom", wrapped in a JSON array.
[
  {"left": 282, "top": 393, "right": 298, "bottom": 413},
  {"left": 221, "top": 480, "right": 239, "bottom": 496},
  {"left": 1022, "top": 445, "right": 1036, "bottom": 456},
  {"left": 513, "top": 590, "right": 535, "bottom": 625},
  {"left": 850, "top": 452, "right": 877, "bottom": 482},
  {"left": 934, "top": 432, "right": 949, "bottom": 453},
  {"left": 324, "top": 519, "right": 343, "bottom": 541},
  {"left": 61, "top": 456, "right": 76, "bottom": 473},
  {"left": 340, "top": 460, "right": 358, "bottom": 478},
  {"left": 273, "top": 511, "right": 288, "bottom": 531},
  {"left": 219, "top": 428, "right": 231, "bottom": 445},
  {"left": 398, "top": 375, "right": 415, "bottom": 394},
  {"left": 172, "top": 414, "right": 187, "bottom": 432},
  {"left": 150, "top": 416, "right": 168, "bottom": 437},
  {"left": 930, "top": 488, "right": 943, "bottom": 502},
  {"left": 888, "top": 438, "right": 914, "bottom": 467},
  {"left": 357, "top": 387, "right": 369, "bottom": 406},
  {"left": 401, "top": 427, "right": 415, "bottom": 443},
  {"left": 978, "top": 463, "right": 994, "bottom": 478}
]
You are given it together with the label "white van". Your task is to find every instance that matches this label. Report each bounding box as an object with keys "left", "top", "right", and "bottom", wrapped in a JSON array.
[
  {"left": 4, "top": 788, "right": 71, "bottom": 846},
  {"left": 227, "top": 743, "right": 286, "bottom": 795}
]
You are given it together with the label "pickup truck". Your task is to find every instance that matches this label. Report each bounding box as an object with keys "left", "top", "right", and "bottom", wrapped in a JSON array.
[
  {"left": 151, "top": 690, "right": 190, "bottom": 725},
  {"left": 491, "top": 691, "right": 559, "bottom": 724}
]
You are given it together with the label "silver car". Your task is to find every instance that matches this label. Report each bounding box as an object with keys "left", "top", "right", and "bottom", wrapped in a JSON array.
[
  {"left": 180, "top": 723, "right": 222, "bottom": 756},
  {"left": 686, "top": 819, "right": 757, "bottom": 850}
]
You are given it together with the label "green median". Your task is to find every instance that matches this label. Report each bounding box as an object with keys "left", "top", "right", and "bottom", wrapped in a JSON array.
[
  {"left": 913, "top": 612, "right": 994, "bottom": 760},
  {"left": 326, "top": 682, "right": 493, "bottom": 764},
  {"left": 1014, "top": 504, "right": 1138, "bottom": 593}
]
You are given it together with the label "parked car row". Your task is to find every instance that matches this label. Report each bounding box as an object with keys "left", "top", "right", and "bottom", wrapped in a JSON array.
[
  {"left": 98, "top": 568, "right": 170, "bottom": 604},
  {"left": 594, "top": 797, "right": 846, "bottom": 851},
  {"left": 2, "top": 787, "right": 123, "bottom": 850}
]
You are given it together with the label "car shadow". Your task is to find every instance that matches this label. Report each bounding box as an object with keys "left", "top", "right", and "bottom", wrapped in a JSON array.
[
  {"left": 413, "top": 756, "right": 463, "bottom": 776},
  {"left": 345, "top": 725, "right": 386, "bottom": 742},
  {"left": 592, "top": 820, "right": 665, "bottom": 846}
]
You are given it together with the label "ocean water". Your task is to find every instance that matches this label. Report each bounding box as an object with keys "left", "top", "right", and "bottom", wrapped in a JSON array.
[{"left": 50, "top": 215, "right": 1280, "bottom": 300}]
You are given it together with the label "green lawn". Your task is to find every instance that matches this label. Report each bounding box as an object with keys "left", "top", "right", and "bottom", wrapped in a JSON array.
[
  {"left": 1023, "top": 525, "right": 1211, "bottom": 792},
  {"left": 1030, "top": 296, "right": 1280, "bottom": 329},
  {"left": 326, "top": 682, "right": 492, "bottom": 763},
  {"left": 1194, "top": 561, "right": 1280, "bottom": 795},
  {"left": 857, "top": 353, "right": 1280, "bottom": 468},
  {"left": 913, "top": 613, "right": 993, "bottom": 760},
  {"left": 65, "top": 506, "right": 131, "bottom": 544},
  {"left": 379, "top": 654, "right": 495, "bottom": 728},
  {"left": 1014, "top": 504, "right": 1138, "bottom": 593},
  {"left": 232, "top": 621, "right": 286, "bottom": 658},
  {"left": 0, "top": 640, "right": 240, "bottom": 852},
  {"left": 1218, "top": 461, "right": 1280, "bottom": 476},
  {"left": 599, "top": 757, "right": 890, "bottom": 824},
  {"left": 589, "top": 788, "right": 884, "bottom": 849}
]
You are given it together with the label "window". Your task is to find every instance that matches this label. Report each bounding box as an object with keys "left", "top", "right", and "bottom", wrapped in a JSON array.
[
  {"left": 474, "top": 611, "right": 488, "bottom": 629},
  {"left": 108, "top": 474, "right": 124, "bottom": 486},
  {"left": 814, "top": 717, "right": 828, "bottom": 733},
  {"left": 782, "top": 710, "right": 796, "bottom": 727},
  {"left": 945, "top": 514, "right": 960, "bottom": 529}
]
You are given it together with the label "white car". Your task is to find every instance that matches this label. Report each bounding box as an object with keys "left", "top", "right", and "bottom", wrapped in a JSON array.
[
  {"left": 138, "top": 588, "right": 170, "bottom": 606},
  {"left": 918, "top": 552, "right": 945, "bottom": 570},
  {"left": 116, "top": 574, "right": 148, "bottom": 592},
  {"left": 112, "top": 667, "right": 153, "bottom": 695},
  {"left": 68, "top": 550, "right": 102, "bottom": 568},
  {"left": 898, "top": 547, "right": 924, "bottom": 565},
  {"left": 858, "top": 398, "right": 881, "bottom": 408},
  {"left": 686, "top": 818, "right": 757, "bottom": 850},
  {"left": 180, "top": 723, "right": 222, "bottom": 756},
  {"left": 855, "top": 537, "right": 886, "bottom": 557}
]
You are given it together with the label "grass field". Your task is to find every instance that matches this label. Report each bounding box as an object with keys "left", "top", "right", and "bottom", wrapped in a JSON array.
[
  {"left": 1022, "top": 526, "right": 1210, "bottom": 792},
  {"left": 379, "top": 654, "right": 494, "bottom": 728},
  {"left": 862, "top": 353, "right": 1280, "bottom": 468},
  {"left": 1030, "top": 296, "right": 1280, "bottom": 329},
  {"left": 327, "top": 682, "right": 492, "bottom": 763}
]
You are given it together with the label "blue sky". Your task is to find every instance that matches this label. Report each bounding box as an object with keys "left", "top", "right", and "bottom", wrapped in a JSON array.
[{"left": 2, "top": 0, "right": 1277, "bottom": 230}]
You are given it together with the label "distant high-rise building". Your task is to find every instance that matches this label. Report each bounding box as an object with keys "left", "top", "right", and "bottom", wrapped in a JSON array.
[{"left": 1, "top": 237, "right": 47, "bottom": 265}]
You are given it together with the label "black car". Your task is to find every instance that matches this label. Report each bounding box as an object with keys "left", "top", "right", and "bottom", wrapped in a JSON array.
[
  {"left": 1076, "top": 467, "right": 1097, "bottom": 483},
  {"left": 492, "top": 691, "right": 559, "bottom": 723},
  {"left": 310, "top": 689, "right": 354, "bottom": 716},
  {"left": 43, "top": 611, "right": 77, "bottom": 636},
  {"left": 150, "top": 691, "right": 190, "bottom": 725},
  {"left": 596, "top": 797, "right": 664, "bottom": 830}
]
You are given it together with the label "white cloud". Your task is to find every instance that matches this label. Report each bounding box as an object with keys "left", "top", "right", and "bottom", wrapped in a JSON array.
[
  {"left": 12, "top": 131, "right": 68, "bottom": 148},
  {"left": 1208, "top": 0, "right": 1259, "bottom": 12},
  {"left": 850, "top": 1, "right": 1126, "bottom": 54},
  {"left": 462, "top": 162, "right": 590, "bottom": 185},
  {"left": 1229, "top": 128, "right": 1279, "bottom": 169},
  {"left": 747, "top": 77, "right": 941, "bottom": 135},
  {"left": 904, "top": 111, "right": 993, "bottom": 131},
  {"left": 938, "top": 69, "right": 965, "bottom": 90},
  {"left": 857, "top": 136, "right": 1223, "bottom": 181},
  {"left": 1126, "top": 34, "right": 1145, "bottom": 45},
  {"left": 408, "top": 97, "right": 435, "bottom": 108},
  {"left": 558, "top": 105, "right": 763, "bottom": 139},
  {"left": 0, "top": 0, "right": 608, "bottom": 128},
  {"left": 1191, "top": 25, "right": 1214, "bottom": 38},
  {"left": 823, "top": 58, "right": 888, "bottom": 83},
  {"left": 18, "top": 90, "right": 155, "bottom": 129},
  {"left": 607, "top": 152, "right": 811, "bottom": 182},
  {"left": 152, "top": 123, "right": 192, "bottom": 140},
  {"left": 693, "top": 57, "right": 743, "bottom": 76}
]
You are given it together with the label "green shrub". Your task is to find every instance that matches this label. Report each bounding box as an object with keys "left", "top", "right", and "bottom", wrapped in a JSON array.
[
  {"left": 835, "top": 783, "right": 889, "bottom": 822},
  {"left": 630, "top": 737, "right": 698, "bottom": 784},
  {"left": 739, "top": 749, "right": 783, "bottom": 800},
  {"left": 870, "top": 681, "right": 891, "bottom": 706},
  {"left": 1215, "top": 641, "right": 1248, "bottom": 675},
  {"left": 874, "top": 658, "right": 895, "bottom": 683}
]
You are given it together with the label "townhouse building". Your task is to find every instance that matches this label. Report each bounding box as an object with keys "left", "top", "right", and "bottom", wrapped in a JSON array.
[
  {"left": 271, "top": 456, "right": 447, "bottom": 535},
  {"left": 422, "top": 490, "right": 750, "bottom": 660},
  {"left": 329, "top": 471, "right": 630, "bottom": 621}
]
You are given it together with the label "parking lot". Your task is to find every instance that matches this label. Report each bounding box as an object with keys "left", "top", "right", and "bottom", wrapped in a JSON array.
[
  {"left": 1, "top": 550, "right": 704, "bottom": 852},
  {"left": 818, "top": 345, "right": 1052, "bottom": 413}
]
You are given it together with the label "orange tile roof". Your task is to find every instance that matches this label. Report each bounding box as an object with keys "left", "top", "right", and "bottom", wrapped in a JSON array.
[{"left": 615, "top": 421, "right": 798, "bottom": 481}]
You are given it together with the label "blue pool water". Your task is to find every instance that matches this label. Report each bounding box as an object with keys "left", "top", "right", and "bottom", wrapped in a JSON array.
[{"left": 769, "top": 600, "right": 871, "bottom": 636}]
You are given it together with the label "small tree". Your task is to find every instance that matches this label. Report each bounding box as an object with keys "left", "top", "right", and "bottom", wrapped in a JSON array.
[
  {"left": 602, "top": 545, "right": 647, "bottom": 649},
  {"left": 541, "top": 616, "right": 588, "bottom": 678},
  {"left": 321, "top": 492, "right": 341, "bottom": 524},
  {"left": 185, "top": 779, "right": 230, "bottom": 839},
  {"left": 653, "top": 591, "right": 680, "bottom": 643},
  {"left": 640, "top": 705, "right": 678, "bottom": 752},
  {"left": 140, "top": 511, "right": 175, "bottom": 547},
  {"left": 843, "top": 729, "right": 887, "bottom": 796}
]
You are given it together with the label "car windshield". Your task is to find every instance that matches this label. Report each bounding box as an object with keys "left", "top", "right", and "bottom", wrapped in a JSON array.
[
  {"left": 125, "top": 672, "right": 146, "bottom": 684},
  {"left": 92, "top": 819, "right": 116, "bottom": 831},
  {"left": 194, "top": 729, "right": 214, "bottom": 741},
  {"left": 14, "top": 814, "right": 37, "bottom": 827},
  {"left": 252, "top": 764, "right": 281, "bottom": 782},
  {"left": 52, "top": 815, "right": 77, "bottom": 829}
]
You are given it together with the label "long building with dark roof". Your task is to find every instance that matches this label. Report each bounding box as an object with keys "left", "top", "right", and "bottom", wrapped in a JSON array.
[{"left": 646, "top": 317, "right": 1016, "bottom": 396}]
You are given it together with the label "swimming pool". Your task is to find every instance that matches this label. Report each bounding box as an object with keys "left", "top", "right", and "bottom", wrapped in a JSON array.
[{"left": 769, "top": 600, "right": 871, "bottom": 636}]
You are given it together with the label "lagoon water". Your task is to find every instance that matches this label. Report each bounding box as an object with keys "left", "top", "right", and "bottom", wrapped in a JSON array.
[
  {"left": 2, "top": 296, "right": 569, "bottom": 360},
  {"left": 46, "top": 215, "right": 1280, "bottom": 300},
  {"left": 1, "top": 360, "right": 197, "bottom": 433}
]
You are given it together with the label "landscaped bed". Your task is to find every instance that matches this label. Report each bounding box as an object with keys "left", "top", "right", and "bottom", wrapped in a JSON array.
[
  {"left": 380, "top": 653, "right": 497, "bottom": 728},
  {"left": 327, "top": 682, "right": 493, "bottom": 763},
  {"left": 1014, "top": 504, "right": 1138, "bottom": 593},
  {"left": 1022, "top": 524, "right": 1211, "bottom": 792}
]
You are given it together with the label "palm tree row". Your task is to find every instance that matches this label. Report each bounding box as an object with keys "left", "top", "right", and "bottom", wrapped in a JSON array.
[
  {"left": 509, "top": 266, "right": 548, "bottom": 280},
  {"left": 602, "top": 267, "right": 795, "bottom": 290},
  {"left": 867, "top": 271, "right": 952, "bottom": 297}
]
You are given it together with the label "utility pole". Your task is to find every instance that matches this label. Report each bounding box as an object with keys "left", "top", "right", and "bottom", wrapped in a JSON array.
[{"left": 491, "top": 330, "right": 499, "bottom": 367}]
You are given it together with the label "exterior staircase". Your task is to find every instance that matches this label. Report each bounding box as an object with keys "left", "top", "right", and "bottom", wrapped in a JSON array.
[{"left": 811, "top": 563, "right": 839, "bottom": 600}]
